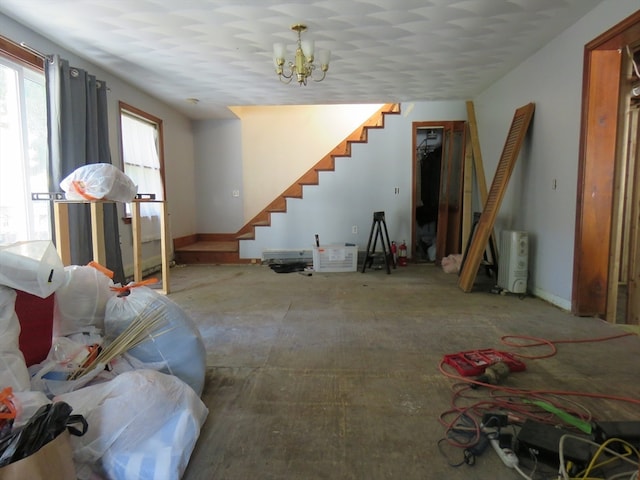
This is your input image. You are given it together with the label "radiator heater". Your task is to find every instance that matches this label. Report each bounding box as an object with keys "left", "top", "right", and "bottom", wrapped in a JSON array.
[{"left": 497, "top": 230, "right": 528, "bottom": 294}]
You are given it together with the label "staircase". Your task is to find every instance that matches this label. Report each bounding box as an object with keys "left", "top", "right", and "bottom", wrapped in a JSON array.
[{"left": 174, "top": 103, "right": 401, "bottom": 265}]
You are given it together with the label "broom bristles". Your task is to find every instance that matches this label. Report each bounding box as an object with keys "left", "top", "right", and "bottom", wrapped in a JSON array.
[{"left": 68, "top": 302, "right": 170, "bottom": 381}]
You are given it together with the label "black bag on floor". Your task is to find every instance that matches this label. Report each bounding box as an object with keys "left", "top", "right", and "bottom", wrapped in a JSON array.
[
  {"left": 269, "top": 262, "right": 308, "bottom": 273},
  {"left": 0, "top": 401, "right": 87, "bottom": 466}
]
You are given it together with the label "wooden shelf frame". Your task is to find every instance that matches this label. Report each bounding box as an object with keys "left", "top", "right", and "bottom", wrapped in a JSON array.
[{"left": 53, "top": 199, "right": 170, "bottom": 294}]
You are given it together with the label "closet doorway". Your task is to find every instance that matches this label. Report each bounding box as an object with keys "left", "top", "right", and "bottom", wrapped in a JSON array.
[
  {"left": 573, "top": 10, "right": 640, "bottom": 323},
  {"left": 412, "top": 121, "right": 466, "bottom": 264}
]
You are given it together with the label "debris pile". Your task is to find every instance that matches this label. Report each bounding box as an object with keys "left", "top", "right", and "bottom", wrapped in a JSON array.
[{"left": 0, "top": 240, "right": 208, "bottom": 479}]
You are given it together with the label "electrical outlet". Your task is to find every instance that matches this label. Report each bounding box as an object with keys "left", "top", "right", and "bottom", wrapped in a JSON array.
[
  {"left": 352, "top": 225, "right": 358, "bottom": 234},
  {"left": 232, "top": 189, "right": 240, "bottom": 197}
]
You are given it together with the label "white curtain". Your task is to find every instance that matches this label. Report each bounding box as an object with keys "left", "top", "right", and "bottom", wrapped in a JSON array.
[{"left": 121, "top": 114, "right": 163, "bottom": 241}]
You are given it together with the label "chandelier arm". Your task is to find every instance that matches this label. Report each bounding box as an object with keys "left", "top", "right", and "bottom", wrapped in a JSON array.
[
  {"left": 312, "top": 71, "right": 326, "bottom": 82},
  {"left": 280, "top": 67, "right": 294, "bottom": 80},
  {"left": 311, "top": 67, "right": 327, "bottom": 82}
]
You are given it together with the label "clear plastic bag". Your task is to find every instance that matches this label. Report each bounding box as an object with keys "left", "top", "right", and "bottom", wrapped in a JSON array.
[
  {"left": 53, "top": 265, "right": 116, "bottom": 337},
  {"left": 60, "top": 163, "right": 137, "bottom": 202},
  {"left": 104, "top": 286, "right": 206, "bottom": 395},
  {"left": 29, "top": 336, "right": 106, "bottom": 398},
  {"left": 56, "top": 370, "right": 208, "bottom": 480}
]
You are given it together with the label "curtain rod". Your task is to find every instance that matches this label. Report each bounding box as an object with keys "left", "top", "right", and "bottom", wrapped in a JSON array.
[
  {"left": 19, "top": 42, "right": 53, "bottom": 62},
  {"left": 17, "top": 39, "right": 109, "bottom": 90}
]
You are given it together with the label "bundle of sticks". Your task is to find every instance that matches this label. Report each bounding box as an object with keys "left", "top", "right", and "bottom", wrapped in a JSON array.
[{"left": 67, "top": 302, "right": 172, "bottom": 381}]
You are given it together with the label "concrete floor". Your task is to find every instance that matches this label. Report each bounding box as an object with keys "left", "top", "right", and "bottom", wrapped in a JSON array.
[{"left": 167, "top": 263, "right": 640, "bottom": 480}]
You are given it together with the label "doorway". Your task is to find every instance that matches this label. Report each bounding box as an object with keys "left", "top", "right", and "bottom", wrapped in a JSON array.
[
  {"left": 412, "top": 121, "right": 466, "bottom": 264},
  {"left": 415, "top": 127, "right": 443, "bottom": 263},
  {"left": 573, "top": 10, "right": 640, "bottom": 323},
  {"left": 610, "top": 44, "right": 640, "bottom": 324}
]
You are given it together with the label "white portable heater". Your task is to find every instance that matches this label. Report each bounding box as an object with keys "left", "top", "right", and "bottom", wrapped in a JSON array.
[{"left": 497, "top": 230, "right": 528, "bottom": 294}]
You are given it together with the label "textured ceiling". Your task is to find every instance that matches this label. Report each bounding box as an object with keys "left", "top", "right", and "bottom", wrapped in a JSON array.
[{"left": 1, "top": 0, "right": 602, "bottom": 120}]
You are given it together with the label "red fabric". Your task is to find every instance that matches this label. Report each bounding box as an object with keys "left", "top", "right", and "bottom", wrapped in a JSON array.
[{"left": 14, "top": 290, "right": 54, "bottom": 367}]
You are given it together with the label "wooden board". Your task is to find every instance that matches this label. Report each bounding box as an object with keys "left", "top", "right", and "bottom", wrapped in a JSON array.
[
  {"left": 465, "top": 101, "right": 488, "bottom": 204},
  {"left": 466, "top": 100, "right": 497, "bottom": 265},
  {"left": 462, "top": 124, "right": 473, "bottom": 255},
  {"left": 458, "top": 103, "right": 535, "bottom": 292}
]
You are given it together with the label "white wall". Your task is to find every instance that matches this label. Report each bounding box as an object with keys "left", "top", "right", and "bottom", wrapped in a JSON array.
[
  {"left": 231, "top": 104, "right": 384, "bottom": 222},
  {"left": 2, "top": 14, "right": 196, "bottom": 274},
  {"left": 237, "top": 101, "right": 467, "bottom": 259},
  {"left": 474, "top": 0, "right": 638, "bottom": 309},
  {"left": 193, "top": 119, "right": 244, "bottom": 233}
]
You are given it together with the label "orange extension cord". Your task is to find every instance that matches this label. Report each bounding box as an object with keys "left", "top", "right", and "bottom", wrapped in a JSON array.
[{"left": 438, "top": 332, "right": 639, "bottom": 451}]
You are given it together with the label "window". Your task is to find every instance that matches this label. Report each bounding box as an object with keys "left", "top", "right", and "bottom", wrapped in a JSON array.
[
  {"left": 119, "top": 102, "right": 165, "bottom": 241},
  {"left": 0, "top": 38, "right": 48, "bottom": 246}
]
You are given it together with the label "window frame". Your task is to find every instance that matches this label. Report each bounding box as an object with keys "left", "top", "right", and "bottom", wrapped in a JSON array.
[
  {"left": 118, "top": 101, "right": 166, "bottom": 222},
  {"left": 0, "top": 36, "right": 49, "bottom": 244},
  {"left": 0, "top": 36, "right": 44, "bottom": 72}
]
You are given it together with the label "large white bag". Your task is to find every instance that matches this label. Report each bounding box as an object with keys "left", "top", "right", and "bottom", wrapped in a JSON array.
[
  {"left": 0, "top": 286, "right": 30, "bottom": 391},
  {"left": 0, "top": 241, "right": 65, "bottom": 298},
  {"left": 104, "top": 286, "right": 206, "bottom": 395},
  {"left": 53, "top": 265, "right": 116, "bottom": 337},
  {"left": 56, "top": 370, "right": 209, "bottom": 480},
  {"left": 60, "top": 163, "right": 137, "bottom": 202}
]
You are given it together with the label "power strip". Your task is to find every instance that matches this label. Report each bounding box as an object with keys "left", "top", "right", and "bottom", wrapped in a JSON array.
[{"left": 490, "top": 438, "right": 519, "bottom": 468}]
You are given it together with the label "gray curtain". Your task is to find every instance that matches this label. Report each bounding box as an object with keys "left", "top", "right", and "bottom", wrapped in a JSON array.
[{"left": 46, "top": 55, "right": 125, "bottom": 283}]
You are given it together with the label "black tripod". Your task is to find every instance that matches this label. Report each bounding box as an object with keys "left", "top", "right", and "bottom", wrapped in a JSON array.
[{"left": 361, "top": 211, "right": 395, "bottom": 274}]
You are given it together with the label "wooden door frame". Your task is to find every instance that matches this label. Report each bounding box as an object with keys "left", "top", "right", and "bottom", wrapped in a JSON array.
[{"left": 573, "top": 10, "right": 640, "bottom": 318}]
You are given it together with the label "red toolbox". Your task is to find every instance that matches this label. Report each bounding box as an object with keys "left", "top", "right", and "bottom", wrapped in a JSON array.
[{"left": 443, "top": 348, "right": 526, "bottom": 376}]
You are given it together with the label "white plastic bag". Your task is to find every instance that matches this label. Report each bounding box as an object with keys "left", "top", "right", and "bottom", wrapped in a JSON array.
[
  {"left": 0, "top": 241, "right": 65, "bottom": 298},
  {"left": 53, "top": 264, "right": 116, "bottom": 337},
  {"left": 56, "top": 370, "right": 209, "bottom": 480},
  {"left": 0, "top": 286, "right": 30, "bottom": 391},
  {"left": 60, "top": 163, "right": 137, "bottom": 202},
  {"left": 0, "top": 351, "right": 30, "bottom": 392},
  {"left": 29, "top": 335, "right": 107, "bottom": 398},
  {"left": 104, "top": 286, "right": 206, "bottom": 395},
  {"left": 10, "top": 390, "right": 51, "bottom": 428},
  {"left": 441, "top": 253, "right": 463, "bottom": 274}
]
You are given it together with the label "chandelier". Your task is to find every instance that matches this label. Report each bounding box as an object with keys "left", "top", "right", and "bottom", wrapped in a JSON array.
[{"left": 273, "top": 24, "right": 331, "bottom": 85}]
